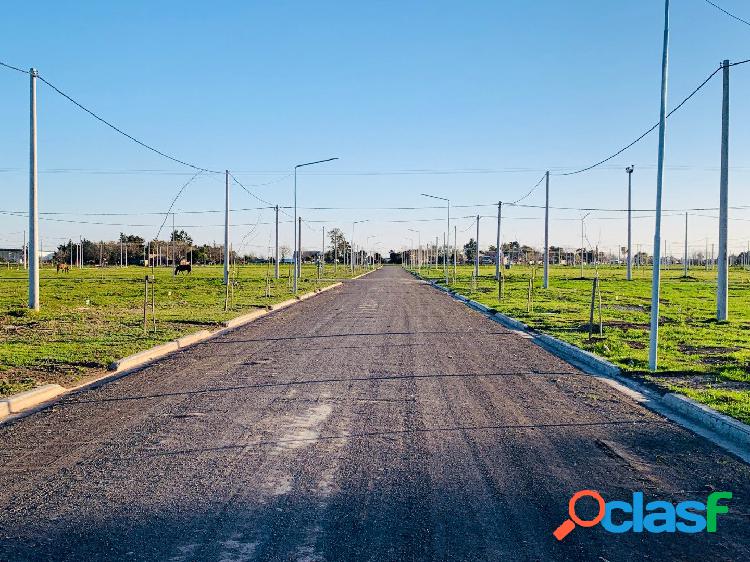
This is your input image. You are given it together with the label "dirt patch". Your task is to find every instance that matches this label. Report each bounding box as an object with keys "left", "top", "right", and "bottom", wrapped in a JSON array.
[
  {"left": 678, "top": 344, "right": 741, "bottom": 355},
  {"left": 699, "top": 356, "right": 734, "bottom": 366},
  {"left": 608, "top": 304, "right": 647, "bottom": 312},
  {"left": 626, "top": 340, "right": 646, "bottom": 350}
]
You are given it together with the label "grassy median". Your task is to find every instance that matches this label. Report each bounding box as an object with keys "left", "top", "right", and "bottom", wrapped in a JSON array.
[
  {"left": 0, "top": 263, "right": 358, "bottom": 397},
  {"left": 413, "top": 263, "right": 750, "bottom": 424}
]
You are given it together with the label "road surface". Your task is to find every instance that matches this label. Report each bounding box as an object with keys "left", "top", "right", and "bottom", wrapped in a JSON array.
[{"left": 1, "top": 267, "right": 748, "bottom": 561}]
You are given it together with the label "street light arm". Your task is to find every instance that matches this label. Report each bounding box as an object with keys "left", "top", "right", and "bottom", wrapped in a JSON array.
[{"left": 295, "top": 157, "right": 339, "bottom": 170}]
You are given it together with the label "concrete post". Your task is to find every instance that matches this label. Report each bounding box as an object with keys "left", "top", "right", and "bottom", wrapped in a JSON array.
[
  {"left": 649, "top": 0, "right": 670, "bottom": 371},
  {"left": 626, "top": 165, "right": 634, "bottom": 280},
  {"left": 717, "top": 59, "right": 730, "bottom": 321},
  {"left": 224, "top": 170, "right": 230, "bottom": 285},
  {"left": 274, "top": 205, "right": 279, "bottom": 279},
  {"left": 543, "top": 171, "right": 550, "bottom": 289},
  {"left": 28, "top": 68, "right": 39, "bottom": 310}
]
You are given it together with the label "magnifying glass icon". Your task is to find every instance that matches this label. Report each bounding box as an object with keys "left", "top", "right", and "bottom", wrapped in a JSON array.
[{"left": 553, "top": 490, "right": 606, "bottom": 541}]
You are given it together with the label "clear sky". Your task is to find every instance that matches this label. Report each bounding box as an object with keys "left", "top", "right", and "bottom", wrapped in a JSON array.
[{"left": 2, "top": 0, "right": 750, "bottom": 259}]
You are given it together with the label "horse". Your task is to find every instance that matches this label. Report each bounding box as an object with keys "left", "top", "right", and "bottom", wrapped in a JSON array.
[
  {"left": 56, "top": 263, "right": 70, "bottom": 273},
  {"left": 174, "top": 263, "right": 192, "bottom": 275}
]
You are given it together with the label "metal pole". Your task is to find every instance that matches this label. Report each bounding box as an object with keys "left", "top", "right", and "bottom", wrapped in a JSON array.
[
  {"left": 474, "top": 215, "right": 480, "bottom": 278},
  {"left": 626, "top": 165, "right": 634, "bottom": 281},
  {"left": 684, "top": 212, "right": 689, "bottom": 278},
  {"left": 495, "top": 201, "right": 501, "bottom": 280},
  {"left": 298, "top": 217, "right": 302, "bottom": 279},
  {"left": 649, "top": 0, "right": 670, "bottom": 371},
  {"left": 322, "top": 226, "right": 325, "bottom": 276},
  {"left": 543, "top": 171, "right": 550, "bottom": 289},
  {"left": 274, "top": 205, "right": 279, "bottom": 279},
  {"left": 446, "top": 201, "right": 450, "bottom": 285},
  {"left": 453, "top": 225, "right": 457, "bottom": 281},
  {"left": 28, "top": 68, "right": 39, "bottom": 310},
  {"left": 224, "top": 170, "right": 230, "bottom": 285},
  {"left": 718, "top": 59, "right": 730, "bottom": 321},
  {"left": 293, "top": 167, "right": 298, "bottom": 293},
  {"left": 580, "top": 218, "right": 585, "bottom": 278}
]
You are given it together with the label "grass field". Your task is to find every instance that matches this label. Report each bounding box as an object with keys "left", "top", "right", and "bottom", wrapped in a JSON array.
[
  {"left": 413, "top": 263, "right": 750, "bottom": 424},
  {"left": 0, "top": 262, "right": 360, "bottom": 397}
]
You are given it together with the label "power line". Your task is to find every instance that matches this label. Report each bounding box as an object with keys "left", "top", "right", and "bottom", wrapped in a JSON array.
[
  {"left": 703, "top": 0, "right": 750, "bottom": 27},
  {"left": 0, "top": 60, "right": 28, "bottom": 74},
  {"left": 511, "top": 174, "right": 547, "bottom": 204},
  {"left": 557, "top": 64, "right": 723, "bottom": 176},
  {"left": 154, "top": 171, "right": 203, "bottom": 240},
  {"left": 33, "top": 72, "right": 222, "bottom": 174}
]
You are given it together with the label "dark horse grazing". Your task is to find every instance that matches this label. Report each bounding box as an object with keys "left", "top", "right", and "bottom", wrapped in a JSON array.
[{"left": 174, "top": 263, "right": 192, "bottom": 275}]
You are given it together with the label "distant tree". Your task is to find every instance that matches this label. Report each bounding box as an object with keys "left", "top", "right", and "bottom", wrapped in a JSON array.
[
  {"left": 170, "top": 229, "right": 193, "bottom": 245},
  {"left": 119, "top": 233, "right": 144, "bottom": 245},
  {"left": 280, "top": 245, "right": 291, "bottom": 260},
  {"left": 325, "top": 228, "right": 350, "bottom": 263},
  {"left": 463, "top": 238, "right": 477, "bottom": 262},
  {"left": 389, "top": 250, "right": 402, "bottom": 264}
]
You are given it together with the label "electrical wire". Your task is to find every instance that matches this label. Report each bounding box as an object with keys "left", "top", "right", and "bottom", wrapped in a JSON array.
[
  {"left": 556, "top": 64, "right": 723, "bottom": 176},
  {"left": 0, "top": 60, "right": 28, "bottom": 74},
  {"left": 154, "top": 171, "right": 203, "bottom": 241},
  {"left": 34, "top": 73, "right": 222, "bottom": 174},
  {"left": 703, "top": 0, "right": 750, "bottom": 27}
]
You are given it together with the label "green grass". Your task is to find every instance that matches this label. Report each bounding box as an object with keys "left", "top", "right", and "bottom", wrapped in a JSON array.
[
  {"left": 0, "top": 262, "right": 360, "bottom": 396},
  {"left": 413, "top": 263, "right": 750, "bottom": 425}
]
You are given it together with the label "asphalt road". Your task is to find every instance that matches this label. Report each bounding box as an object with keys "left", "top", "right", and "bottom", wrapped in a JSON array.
[{"left": 1, "top": 266, "right": 749, "bottom": 561}]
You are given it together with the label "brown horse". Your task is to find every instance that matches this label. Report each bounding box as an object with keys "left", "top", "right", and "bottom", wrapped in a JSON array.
[
  {"left": 56, "top": 263, "right": 70, "bottom": 273},
  {"left": 174, "top": 263, "right": 192, "bottom": 275}
]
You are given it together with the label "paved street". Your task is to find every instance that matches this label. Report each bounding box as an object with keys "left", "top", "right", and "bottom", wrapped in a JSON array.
[{"left": 1, "top": 266, "right": 748, "bottom": 561}]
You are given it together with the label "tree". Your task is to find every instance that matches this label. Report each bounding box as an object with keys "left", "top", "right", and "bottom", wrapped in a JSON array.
[
  {"left": 280, "top": 245, "right": 291, "bottom": 260},
  {"left": 326, "top": 228, "right": 350, "bottom": 263},
  {"left": 388, "top": 250, "right": 402, "bottom": 264},
  {"left": 170, "top": 229, "right": 193, "bottom": 245},
  {"left": 463, "top": 238, "right": 477, "bottom": 262}
]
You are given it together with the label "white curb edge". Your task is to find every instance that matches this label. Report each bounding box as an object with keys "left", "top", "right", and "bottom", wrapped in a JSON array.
[{"left": 410, "top": 270, "right": 750, "bottom": 464}]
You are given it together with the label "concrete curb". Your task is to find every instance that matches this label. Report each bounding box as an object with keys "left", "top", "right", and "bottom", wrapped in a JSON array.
[
  {"left": 662, "top": 393, "right": 750, "bottom": 450},
  {"left": 1, "top": 384, "right": 64, "bottom": 415},
  {"left": 411, "top": 269, "right": 750, "bottom": 463},
  {"left": 351, "top": 267, "right": 381, "bottom": 281},
  {"left": 0, "top": 280, "right": 350, "bottom": 423},
  {"left": 108, "top": 341, "right": 179, "bottom": 372}
]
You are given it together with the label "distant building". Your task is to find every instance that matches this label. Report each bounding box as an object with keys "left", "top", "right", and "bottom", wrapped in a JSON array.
[{"left": 0, "top": 248, "right": 23, "bottom": 263}]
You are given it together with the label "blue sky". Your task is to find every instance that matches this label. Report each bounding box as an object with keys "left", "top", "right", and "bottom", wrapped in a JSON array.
[{"left": 1, "top": 0, "right": 750, "bottom": 258}]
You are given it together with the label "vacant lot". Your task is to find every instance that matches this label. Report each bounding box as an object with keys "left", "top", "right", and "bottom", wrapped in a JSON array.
[
  {"left": 415, "top": 263, "right": 750, "bottom": 424},
  {"left": 0, "top": 263, "right": 357, "bottom": 396}
]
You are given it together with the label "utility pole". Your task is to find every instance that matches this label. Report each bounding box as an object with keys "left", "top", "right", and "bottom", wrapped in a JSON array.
[
  {"left": 334, "top": 232, "right": 338, "bottom": 274},
  {"left": 298, "top": 217, "right": 302, "bottom": 278},
  {"left": 321, "top": 226, "right": 325, "bottom": 276},
  {"left": 474, "top": 215, "right": 480, "bottom": 278},
  {"left": 543, "top": 171, "right": 550, "bottom": 289},
  {"left": 649, "top": 0, "right": 670, "bottom": 371},
  {"left": 684, "top": 212, "right": 689, "bottom": 278},
  {"left": 274, "top": 205, "right": 279, "bottom": 279},
  {"left": 717, "top": 59, "right": 730, "bottom": 321},
  {"left": 224, "top": 170, "right": 230, "bottom": 285},
  {"left": 495, "top": 201, "right": 502, "bottom": 280},
  {"left": 626, "top": 165, "right": 634, "bottom": 280},
  {"left": 454, "top": 224, "right": 457, "bottom": 281},
  {"left": 28, "top": 67, "right": 39, "bottom": 310}
]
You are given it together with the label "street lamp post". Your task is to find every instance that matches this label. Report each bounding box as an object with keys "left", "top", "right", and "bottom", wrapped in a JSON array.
[
  {"left": 421, "top": 193, "right": 450, "bottom": 285},
  {"left": 626, "top": 166, "right": 634, "bottom": 281},
  {"left": 352, "top": 220, "right": 368, "bottom": 272},
  {"left": 293, "top": 157, "right": 338, "bottom": 294},
  {"left": 408, "top": 228, "right": 421, "bottom": 271}
]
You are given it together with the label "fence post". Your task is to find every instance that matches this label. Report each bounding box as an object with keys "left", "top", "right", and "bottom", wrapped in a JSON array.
[{"left": 143, "top": 275, "right": 148, "bottom": 334}]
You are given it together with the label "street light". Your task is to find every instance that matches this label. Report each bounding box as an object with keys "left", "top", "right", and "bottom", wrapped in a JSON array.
[
  {"left": 420, "top": 193, "right": 450, "bottom": 285},
  {"left": 626, "top": 165, "right": 634, "bottom": 281},
  {"left": 408, "top": 228, "right": 421, "bottom": 270},
  {"left": 580, "top": 212, "right": 591, "bottom": 279},
  {"left": 366, "top": 235, "right": 376, "bottom": 269},
  {"left": 352, "top": 219, "right": 368, "bottom": 272},
  {"left": 294, "top": 157, "right": 338, "bottom": 294}
]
